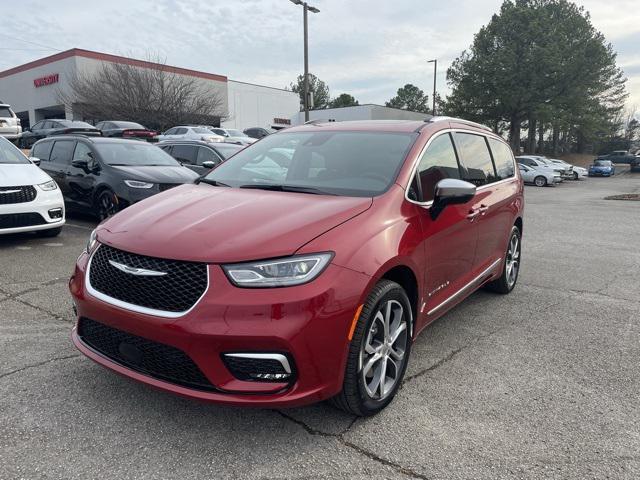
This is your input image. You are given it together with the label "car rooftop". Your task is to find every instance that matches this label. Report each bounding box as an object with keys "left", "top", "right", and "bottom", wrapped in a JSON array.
[{"left": 285, "top": 117, "right": 492, "bottom": 134}]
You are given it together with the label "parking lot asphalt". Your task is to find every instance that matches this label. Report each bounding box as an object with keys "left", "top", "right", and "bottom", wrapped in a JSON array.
[{"left": 1, "top": 169, "right": 639, "bottom": 480}]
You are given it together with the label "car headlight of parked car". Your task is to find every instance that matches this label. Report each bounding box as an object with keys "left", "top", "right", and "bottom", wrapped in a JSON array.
[
  {"left": 124, "top": 180, "right": 154, "bottom": 189},
  {"left": 223, "top": 253, "right": 333, "bottom": 287},
  {"left": 37, "top": 180, "right": 58, "bottom": 191},
  {"left": 86, "top": 229, "right": 99, "bottom": 254}
]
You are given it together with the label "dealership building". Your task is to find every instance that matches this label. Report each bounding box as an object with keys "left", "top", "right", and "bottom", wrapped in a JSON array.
[{"left": 0, "top": 48, "right": 299, "bottom": 131}]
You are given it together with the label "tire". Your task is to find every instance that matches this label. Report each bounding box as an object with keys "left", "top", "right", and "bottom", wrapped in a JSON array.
[
  {"left": 95, "top": 189, "right": 119, "bottom": 221},
  {"left": 573, "top": 172, "right": 579, "bottom": 180},
  {"left": 36, "top": 227, "right": 62, "bottom": 238},
  {"left": 485, "top": 225, "right": 521, "bottom": 294},
  {"left": 534, "top": 176, "right": 547, "bottom": 187},
  {"left": 330, "top": 280, "right": 412, "bottom": 416}
]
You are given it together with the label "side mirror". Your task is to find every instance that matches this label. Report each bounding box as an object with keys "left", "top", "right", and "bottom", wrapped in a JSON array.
[
  {"left": 430, "top": 179, "right": 476, "bottom": 220},
  {"left": 202, "top": 161, "right": 216, "bottom": 169},
  {"left": 71, "top": 158, "right": 88, "bottom": 169},
  {"left": 29, "top": 157, "right": 41, "bottom": 166}
]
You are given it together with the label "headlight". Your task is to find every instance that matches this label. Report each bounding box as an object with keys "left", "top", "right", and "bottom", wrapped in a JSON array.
[
  {"left": 222, "top": 253, "right": 333, "bottom": 288},
  {"left": 37, "top": 180, "right": 58, "bottom": 191},
  {"left": 124, "top": 180, "right": 154, "bottom": 189},
  {"left": 86, "top": 229, "right": 98, "bottom": 254}
]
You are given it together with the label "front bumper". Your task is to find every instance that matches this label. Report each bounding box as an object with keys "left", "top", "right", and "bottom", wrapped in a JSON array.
[
  {"left": 69, "top": 251, "right": 371, "bottom": 407},
  {"left": 0, "top": 187, "right": 65, "bottom": 235}
]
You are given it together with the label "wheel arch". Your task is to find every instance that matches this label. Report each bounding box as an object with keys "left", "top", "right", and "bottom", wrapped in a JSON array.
[{"left": 377, "top": 264, "right": 419, "bottom": 335}]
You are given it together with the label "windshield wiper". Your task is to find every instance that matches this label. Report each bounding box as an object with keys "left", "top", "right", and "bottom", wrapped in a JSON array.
[
  {"left": 196, "top": 178, "right": 231, "bottom": 187},
  {"left": 238, "top": 183, "right": 336, "bottom": 195}
]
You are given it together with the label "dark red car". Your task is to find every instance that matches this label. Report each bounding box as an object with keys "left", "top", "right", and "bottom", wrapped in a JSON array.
[
  {"left": 70, "top": 118, "right": 524, "bottom": 416},
  {"left": 95, "top": 121, "right": 158, "bottom": 141}
]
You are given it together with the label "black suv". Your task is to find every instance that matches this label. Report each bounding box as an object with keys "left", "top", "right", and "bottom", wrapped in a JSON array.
[
  {"left": 19, "top": 119, "right": 100, "bottom": 148},
  {"left": 158, "top": 140, "right": 244, "bottom": 174},
  {"left": 30, "top": 136, "right": 198, "bottom": 219}
]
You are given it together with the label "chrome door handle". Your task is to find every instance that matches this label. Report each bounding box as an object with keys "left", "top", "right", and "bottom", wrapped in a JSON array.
[{"left": 467, "top": 209, "right": 480, "bottom": 220}]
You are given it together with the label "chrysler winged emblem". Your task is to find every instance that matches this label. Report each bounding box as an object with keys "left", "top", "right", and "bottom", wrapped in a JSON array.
[{"left": 108, "top": 260, "right": 167, "bottom": 277}]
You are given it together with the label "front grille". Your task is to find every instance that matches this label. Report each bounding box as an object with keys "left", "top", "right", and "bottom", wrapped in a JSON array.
[
  {"left": 159, "top": 184, "right": 180, "bottom": 192},
  {"left": 0, "top": 212, "right": 46, "bottom": 229},
  {"left": 78, "top": 317, "right": 215, "bottom": 391},
  {"left": 0, "top": 185, "right": 37, "bottom": 204},
  {"left": 89, "top": 245, "right": 208, "bottom": 313}
]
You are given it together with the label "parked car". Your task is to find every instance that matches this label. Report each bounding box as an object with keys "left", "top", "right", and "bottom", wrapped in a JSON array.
[
  {"left": 518, "top": 163, "right": 561, "bottom": 186},
  {"left": 31, "top": 136, "right": 198, "bottom": 220},
  {"left": 157, "top": 140, "right": 244, "bottom": 174},
  {"left": 516, "top": 155, "right": 565, "bottom": 180},
  {"left": 208, "top": 127, "right": 257, "bottom": 145},
  {"left": 588, "top": 160, "right": 615, "bottom": 177},
  {"left": 547, "top": 159, "right": 587, "bottom": 180},
  {"left": 70, "top": 117, "right": 524, "bottom": 415},
  {"left": 0, "top": 136, "right": 65, "bottom": 236},
  {"left": 0, "top": 103, "right": 22, "bottom": 142},
  {"left": 597, "top": 150, "right": 639, "bottom": 165},
  {"left": 244, "top": 127, "right": 271, "bottom": 139},
  {"left": 95, "top": 121, "right": 158, "bottom": 141},
  {"left": 154, "top": 126, "right": 223, "bottom": 144},
  {"left": 18, "top": 120, "right": 101, "bottom": 148}
]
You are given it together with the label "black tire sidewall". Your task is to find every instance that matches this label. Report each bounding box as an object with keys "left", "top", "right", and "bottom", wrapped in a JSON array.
[{"left": 353, "top": 283, "right": 413, "bottom": 415}]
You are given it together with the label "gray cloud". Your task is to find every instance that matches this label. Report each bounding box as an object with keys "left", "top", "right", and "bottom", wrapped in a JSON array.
[{"left": 2, "top": 0, "right": 638, "bottom": 107}]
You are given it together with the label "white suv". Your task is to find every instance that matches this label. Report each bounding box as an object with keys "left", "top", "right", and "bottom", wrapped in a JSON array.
[{"left": 0, "top": 103, "right": 22, "bottom": 141}]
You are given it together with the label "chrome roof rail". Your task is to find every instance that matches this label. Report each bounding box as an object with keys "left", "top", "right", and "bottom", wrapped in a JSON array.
[{"left": 426, "top": 116, "right": 493, "bottom": 132}]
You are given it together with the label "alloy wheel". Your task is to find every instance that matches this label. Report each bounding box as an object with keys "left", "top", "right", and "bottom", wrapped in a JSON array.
[
  {"left": 534, "top": 176, "right": 546, "bottom": 187},
  {"left": 98, "top": 191, "right": 118, "bottom": 220},
  {"left": 360, "top": 299, "right": 409, "bottom": 401},
  {"left": 505, "top": 233, "right": 521, "bottom": 288}
]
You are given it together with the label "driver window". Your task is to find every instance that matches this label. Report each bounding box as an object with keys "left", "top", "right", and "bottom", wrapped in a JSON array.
[
  {"left": 72, "top": 142, "right": 94, "bottom": 167},
  {"left": 413, "top": 133, "right": 461, "bottom": 202}
]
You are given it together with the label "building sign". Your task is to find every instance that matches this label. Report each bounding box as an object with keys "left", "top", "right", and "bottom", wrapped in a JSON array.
[
  {"left": 34, "top": 73, "right": 59, "bottom": 88},
  {"left": 273, "top": 117, "right": 291, "bottom": 125}
]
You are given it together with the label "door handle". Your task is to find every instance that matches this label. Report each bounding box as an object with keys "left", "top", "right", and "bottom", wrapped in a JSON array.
[
  {"left": 467, "top": 209, "right": 480, "bottom": 220},
  {"left": 478, "top": 204, "right": 489, "bottom": 214}
]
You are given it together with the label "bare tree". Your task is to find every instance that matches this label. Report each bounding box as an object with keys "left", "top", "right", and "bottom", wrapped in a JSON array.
[{"left": 58, "top": 54, "right": 228, "bottom": 131}]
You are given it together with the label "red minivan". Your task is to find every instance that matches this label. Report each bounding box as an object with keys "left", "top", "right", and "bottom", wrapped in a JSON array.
[{"left": 70, "top": 118, "right": 524, "bottom": 416}]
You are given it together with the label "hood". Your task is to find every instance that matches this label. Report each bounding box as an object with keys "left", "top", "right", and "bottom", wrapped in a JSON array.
[
  {"left": 0, "top": 163, "right": 53, "bottom": 187},
  {"left": 109, "top": 165, "right": 198, "bottom": 184},
  {"left": 98, "top": 184, "right": 373, "bottom": 263}
]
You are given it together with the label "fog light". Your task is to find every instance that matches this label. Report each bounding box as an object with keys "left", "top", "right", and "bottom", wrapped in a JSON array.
[
  {"left": 222, "top": 353, "right": 294, "bottom": 383},
  {"left": 48, "top": 208, "right": 63, "bottom": 220}
]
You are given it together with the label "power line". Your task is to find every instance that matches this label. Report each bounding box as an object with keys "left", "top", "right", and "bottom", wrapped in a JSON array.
[{"left": 0, "top": 33, "right": 62, "bottom": 52}]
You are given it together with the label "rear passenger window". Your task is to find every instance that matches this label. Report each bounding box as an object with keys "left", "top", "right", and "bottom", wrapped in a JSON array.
[
  {"left": 172, "top": 145, "right": 198, "bottom": 164},
  {"left": 453, "top": 133, "right": 497, "bottom": 186},
  {"left": 488, "top": 138, "right": 515, "bottom": 180},
  {"left": 32, "top": 141, "right": 53, "bottom": 162},
  {"left": 413, "top": 133, "right": 461, "bottom": 202},
  {"left": 49, "top": 141, "right": 75, "bottom": 165}
]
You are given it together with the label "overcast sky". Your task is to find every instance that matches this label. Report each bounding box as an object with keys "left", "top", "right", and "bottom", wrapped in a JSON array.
[{"left": 3, "top": 0, "right": 639, "bottom": 109}]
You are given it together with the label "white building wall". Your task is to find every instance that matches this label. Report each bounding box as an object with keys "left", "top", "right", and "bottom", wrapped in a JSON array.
[{"left": 223, "top": 80, "right": 299, "bottom": 131}]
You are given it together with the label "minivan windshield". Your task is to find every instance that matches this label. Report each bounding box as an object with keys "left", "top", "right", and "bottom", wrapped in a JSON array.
[
  {"left": 0, "top": 137, "right": 29, "bottom": 164},
  {"left": 94, "top": 142, "right": 180, "bottom": 167},
  {"left": 202, "top": 131, "right": 417, "bottom": 197}
]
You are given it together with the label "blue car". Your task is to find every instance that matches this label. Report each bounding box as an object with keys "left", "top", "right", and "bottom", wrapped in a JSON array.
[{"left": 588, "top": 160, "right": 615, "bottom": 177}]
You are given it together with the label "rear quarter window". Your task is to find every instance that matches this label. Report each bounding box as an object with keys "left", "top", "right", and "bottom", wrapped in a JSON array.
[{"left": 488, "top": 138, "right": 515, "bottom": 180}]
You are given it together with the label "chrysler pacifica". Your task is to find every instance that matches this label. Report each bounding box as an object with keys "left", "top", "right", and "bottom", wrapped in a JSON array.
[{"left": 70, "top": 118, "right": 524, "bottom": 415}]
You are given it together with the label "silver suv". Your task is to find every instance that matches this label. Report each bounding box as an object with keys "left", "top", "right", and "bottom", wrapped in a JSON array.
[{"left": 0, "top": 103, "right": 22, "bottom": 141}]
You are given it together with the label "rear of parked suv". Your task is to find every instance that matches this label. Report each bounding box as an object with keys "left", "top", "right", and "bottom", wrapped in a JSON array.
[
  {"left": 0, "top": 104, "right": 22, "bottom": 141},
  {"left": 70, "top": 118, "right": 524, "bottom": 416}
]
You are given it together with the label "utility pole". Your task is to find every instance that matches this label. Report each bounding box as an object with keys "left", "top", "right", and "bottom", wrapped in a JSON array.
[
  {"left": 428, "top": 59, "right": 437, "bottom": 116},
  {"left": 290, "top": 0, "right": 320, "bottom": 122}
]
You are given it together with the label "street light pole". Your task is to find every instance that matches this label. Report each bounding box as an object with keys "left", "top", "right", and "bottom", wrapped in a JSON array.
[
  {"left": 291, "top": 0, "right": 319, "bottom": 122},
  {"left": 428, "top": 59, "right": 437, "bottom": 116}
]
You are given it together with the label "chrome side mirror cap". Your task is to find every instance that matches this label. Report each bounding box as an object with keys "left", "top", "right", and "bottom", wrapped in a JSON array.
[{"left": 431, "top": 179, "right": 476, "bottom": 220}]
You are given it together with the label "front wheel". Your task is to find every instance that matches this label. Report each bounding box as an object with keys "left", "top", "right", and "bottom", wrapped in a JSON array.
[
  {"left": 534, "top": 176, "right": 547, "bottom": 187},
  {"left": 485, "top": 225, "right": 521, "bottom": 294},
  {"left": 573, "top": 172, "right": 579, "bottom": 180},
  {"left": 330, "top": 280, "right": 412, "bottom": 416},
  {"left": 95, "top": 189, "right": 119, "bottom": 221}
]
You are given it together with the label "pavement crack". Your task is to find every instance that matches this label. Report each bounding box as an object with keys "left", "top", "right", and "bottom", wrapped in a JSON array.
[
  {"left": 402, "top": 344, "right": 466, "bottom": 384},
  {"left": 0, "top": 354, "right": 81, "bottom": 381},
  {"left": 275, "top": 410, "right": 427, "bottom": 479}
]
